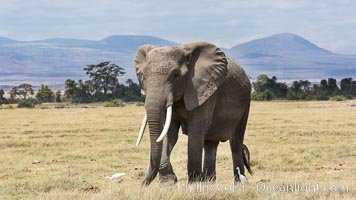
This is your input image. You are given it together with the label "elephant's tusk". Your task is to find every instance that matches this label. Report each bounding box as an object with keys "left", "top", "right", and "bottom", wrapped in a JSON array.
[
  {"left": 136, "top": 112, "right": 147, "bottom": 146},
  {"left": 156, "top": 105, "right": 172, "bottom": 142}
]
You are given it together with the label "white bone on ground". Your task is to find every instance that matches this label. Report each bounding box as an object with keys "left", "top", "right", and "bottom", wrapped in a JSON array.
[{"left": 105, "top": 173, "right": 126, "bottom": 180}]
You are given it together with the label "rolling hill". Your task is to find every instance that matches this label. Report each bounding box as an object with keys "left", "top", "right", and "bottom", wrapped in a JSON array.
[
  {"left": 226, "top": 33, "right": 356, "bottom": 80},
  {"left": 0, "top": 33, "right": 355, "bottom": 89},
  {"left": 0, "top": 35, "right": 177, "bottom": 89}
]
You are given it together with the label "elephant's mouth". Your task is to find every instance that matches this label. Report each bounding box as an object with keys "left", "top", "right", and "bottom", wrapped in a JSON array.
[{"left": 136, "top": 105, "right": 173, "bottom": 146}]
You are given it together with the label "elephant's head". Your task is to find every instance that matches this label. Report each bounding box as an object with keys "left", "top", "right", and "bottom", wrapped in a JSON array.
[{"left": 135, "top": 42, "right": 228, "bottom": 185}]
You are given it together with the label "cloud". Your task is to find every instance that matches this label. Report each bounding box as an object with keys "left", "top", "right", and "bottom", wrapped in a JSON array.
[{"left": 0, "top": 0, "right": 355, "bottom": 53}]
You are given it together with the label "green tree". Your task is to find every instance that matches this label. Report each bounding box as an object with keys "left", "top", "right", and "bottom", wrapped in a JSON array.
[
  {"left": 340, "top": 78, "right": 355, "bottom": 98},
  {"left": 327, "top": 78, "right": 339, "bottom": 96},
  {"left": 313, "top": 78, "right": 340, "bottom": 99},
  {"left": 0, "top": 89, "right": 4, "bottom": 99},
  {"left": 76, "top": 80, "right": 92, "bottom": 103},
  {"left": 274, "top": 82, "right": 288, "bottom": 99},
  {"left": 313, "top": 84, "right": 328, "bottom": 100},
  {"left": 122, "top": 79, "right": 144, "bottom": 102},
  {"left": 83, "top": 61, "right": 125, "bottom": 94},
  {"left": 261, "top": 90, "right": 273, "bottom": 100},
  {"left": 291, "top": 81, "right": 302, "bottom": 93},
  {"left": 287, "top": 80, "right": 312, "bottom": 100},
  {"left": 252, "top": 75, "right": 287, "bottom": 100},
  {"left": 0, "top": 89, "right": 4, "bottom": 104},
  {"left": 36, "top": 84, "right": 55, "bottom": 103},
  {"left": 64, "top": 79, "right": 93, "bottom": 103},
  {"left": 320, "top": 79, "right": 328, "bottom": 90},
  {"left": 10, "top": 83, "right": 34, "bottom": 100},
  {"left": 286, "top": 89, "right": 298, "bottom": 100},
  {"left": 299, "top": 80, "right": 311, "bottom": 92},
  {"left": 353, "top": 79, "right": 356, "bottom": 97},
  {"left": 10, "top": 87, "right": 16, "bottom": 100},
  {"left": 55, "top": 91, "right": 62, "bottom": 102},
  {"left": 253, "top": 74, "right": 273, "bottom": 93},
  {"left": 18, "top": 83, "right": 34, "bottom": 99},
  {"left": 64, "top": 79, "right": 78, "bottom": 101},
  {"left": 113, "top": 84, "right": 126, "bottom": 99}
]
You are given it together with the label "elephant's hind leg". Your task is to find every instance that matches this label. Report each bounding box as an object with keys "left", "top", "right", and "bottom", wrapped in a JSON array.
[
  {"left": 202, "top": 140, "right": 219, "bottom": 181},
  {"left": 229, "top": 106, "right": 250, "bottom": 183},
  {"left": 159, "top": 121, "right": 179, "bottom": 185}
]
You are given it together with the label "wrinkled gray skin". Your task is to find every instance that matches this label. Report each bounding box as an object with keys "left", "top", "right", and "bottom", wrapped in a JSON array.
[{"left": 135, "top": 42, "right": 252, "bottom": 185}]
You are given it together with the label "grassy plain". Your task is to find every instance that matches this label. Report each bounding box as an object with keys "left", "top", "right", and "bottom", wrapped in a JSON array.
[{"left": 0, "top": 101, "right": 355, "bottom": 199}]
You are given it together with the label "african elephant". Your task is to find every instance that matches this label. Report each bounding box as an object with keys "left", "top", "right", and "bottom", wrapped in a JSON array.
[{"left": 135, "top": 42, "right": 252, "bottom": 185}]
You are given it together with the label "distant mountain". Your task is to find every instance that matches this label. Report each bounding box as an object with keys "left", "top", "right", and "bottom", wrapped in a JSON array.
[
  {"left": 0, "top": 35, "right": 178, "bottom": 88},
  {"left": 0, "top": 33, "right": 355, "bottom": 88},
  {"left": 32, "top": 38, "right": 97, "bottom": 46},
  {"left": 226, "top": 33, "right": 356, "bottom": 80},
  {"left": 31, "top": 35, "right": 178, "bottom": 50},
  {"left": 228, "top": 33, "right": 332, "bottom": 58},
  {"left": 98, "top": 35, "right": 178, "bottom": 51},
  {"left": 0, "top": 37, "right": 15, "bottom": 43}
]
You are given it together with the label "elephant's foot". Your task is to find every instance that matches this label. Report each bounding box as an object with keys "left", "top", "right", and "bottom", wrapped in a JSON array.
[
  {"left": 188, "top": 172, "right": 203, "bottom": 183},
  {"left": 201, "top": 172, "right": 216, "bottom": 182},
  {"left": 159, "top": 173, "right": 177, "bottom": 186}
]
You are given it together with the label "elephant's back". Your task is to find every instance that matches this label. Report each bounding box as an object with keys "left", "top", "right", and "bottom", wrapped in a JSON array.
[{"left": 224, "top": 57, "right": 251, "bottom": 98}]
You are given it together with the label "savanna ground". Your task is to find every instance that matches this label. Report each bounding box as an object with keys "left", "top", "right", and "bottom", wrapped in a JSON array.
[{"left": 0, "top": 101, "right": 355, "bottom": 200}]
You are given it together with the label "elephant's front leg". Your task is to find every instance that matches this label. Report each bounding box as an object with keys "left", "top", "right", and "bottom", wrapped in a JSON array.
[
  {"left": 187, "top": 129, "right": 205, "bottom": 182},
  {"left": 159, "top": 121, "right": 179, "bottom": 185},
  {"left": 187, "top": 94, "right": 216, "bottom": 183}
]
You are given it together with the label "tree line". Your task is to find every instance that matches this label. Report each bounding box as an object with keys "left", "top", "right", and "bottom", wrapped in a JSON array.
[
  {"left": 0, "top": 61, "right": 144, "bottom": 107},
  {"left": 63, "top": 61, "right": 143, "bottom": 103},
  {"left": 252, "top": 74, "right": 356, "bottom": 100},
  {"left": 1, "top": 62, "right": 356, "bottom": 107}
]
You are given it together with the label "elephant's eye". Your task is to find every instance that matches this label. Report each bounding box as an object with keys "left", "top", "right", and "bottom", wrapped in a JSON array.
[
  {"left": 168, "top": 70, "right": 179, "bottom": 82},
  {"left": 167, "top": 69, "right": 180, "bottom": 81}
]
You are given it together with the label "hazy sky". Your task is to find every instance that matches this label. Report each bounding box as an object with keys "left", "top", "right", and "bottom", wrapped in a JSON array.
[{"left": 1, "top": 0, "right": 356, "bottom": 54}]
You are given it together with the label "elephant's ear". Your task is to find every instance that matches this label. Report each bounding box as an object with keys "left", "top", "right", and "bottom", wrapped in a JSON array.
[
  {"left": 182, "top": 42, "right": 228, "bottom": 111},
  {"left": 135, "top": 45, "right": 158, "bottom": 85}
]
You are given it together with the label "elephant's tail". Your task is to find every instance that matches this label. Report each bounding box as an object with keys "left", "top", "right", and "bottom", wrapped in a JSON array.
[{"left": 243, "top": 144, "right": 253, "bottom": 175}]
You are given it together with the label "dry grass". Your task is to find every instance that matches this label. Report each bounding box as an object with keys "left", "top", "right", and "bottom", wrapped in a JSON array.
[{"left": 0, "top": 101, "right": 355, "bottom": 199}]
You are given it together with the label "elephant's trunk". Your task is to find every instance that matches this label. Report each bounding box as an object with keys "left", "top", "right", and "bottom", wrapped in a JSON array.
[{"left": 142, "top": 84, "right": 172, "bottom": 185}]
